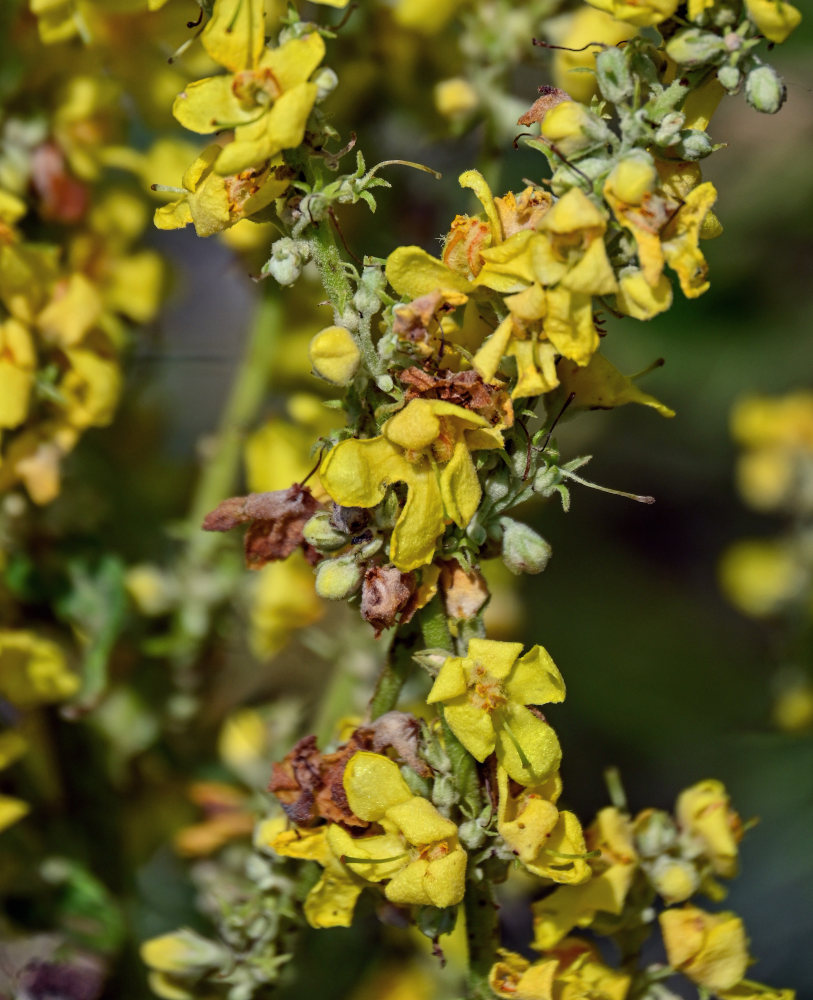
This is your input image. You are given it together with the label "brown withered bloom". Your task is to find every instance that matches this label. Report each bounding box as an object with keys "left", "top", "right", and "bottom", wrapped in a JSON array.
[
  {"left": 439, "top": 559, "right": 489, "bottom": 622},
  {"left": 269, "top": 713, "right": 429, "bottom": 829},
  {"left": 202, "top": 483, "right": 319, "bottom": 568},
  {"left": 517, "top": 85, "right": 571, "bottom": 127},
  {"left": 399, "top": 366, "right": 513, "bottom": 430},
  {"left": 391, "top": 289, "right": 467, "bottom": 345},
  {"left": 360, "top": 564, "right": 417, "bottom": 635}
]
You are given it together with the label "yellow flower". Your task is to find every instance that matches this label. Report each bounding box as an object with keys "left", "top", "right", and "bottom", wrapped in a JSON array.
[
  {"left": 173, "top": 2, "right": 325, "bottom": 175},
  {"left": 308, "top": 326, "right": 361, "bottom": 385},
  {"left": 0, "top": 319, "right": 36, "bottom": 430},
  {"left": 392, "top": 0, "right": 466, "bottom": 33},
  {"left": 320, "top": 398, "right": 502, "bottom": 571},
  {"left": 584, "top": 0, "right": 680, "bottom": 27},
  {"left": 0, "top": 795, "right": 30, "bottom": 834},
  {"left": 550, "top": 8, "right": 636, "bottom": 104},
  {"left": 719, "top": 540, "right": 804, "bottom": 618},
  {"left": 553, "top": 353, "right": 675, "bottom": 418},
  {"left": 676, "top": 780, "right": 742, "bottom": 879},
  {"left": 744, "top": 0, "right": 802, "bottom": 44},
  {"left": 435, "top": 78, "right": 479, "bottom": 119},
  {"left": 427, "top": 638, "right": 565, "bottom": 785},
  {"left": 659, "top": 905, "right": 749, "bottom": 992},
  {"left": 328, "top": 751, "right": 467, "bottom": 908},
  {"left": 249, "top": 552, "right": 323, "bottom": 659},
  {"left": 0, "top": 630, "right": 78, "bottom": 708},
  {"left": 490, "top": 940, "right": 631, "bottom": 1000},
  {"left": 661, "top": 182, "right": 718, "bottom": 298},
  {"left": 154, "top": 145, "right": 291, "bottom": 237},
  {"left": 497, "top": 766, "right": 591, "bottom": 884},
  {"left": 532, "top": 806, "right": 638, "bottom": 949},
  {"left": 719, "top": 981, "right": 796, "bottom": 1000}
]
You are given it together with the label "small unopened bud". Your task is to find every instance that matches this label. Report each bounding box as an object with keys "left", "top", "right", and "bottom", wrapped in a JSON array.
[
  {"left": 140, "top": 930, "right": 228, "bottom": 976},
  {"left": 673, "top": 129, "right": 714, "bottom": 160},
  {"left": 745, "top": 64, "right": 786, "bottom": 115},
  {"left": 309, "top": 325, "right": 361, "bottom": 385},
  {"left": 717, "top": 64, "right": 741, "bottom": 93},
  {"left": 654, "top": 111, "right": 685, "bottom": 147},
  {"left": 595, "top": 47, "right": 633, "bottom": 104},
  {"left": 303, "top": 511, "right": 348, "bottom": 552},
  {"left": 500, "top": 517, "right": 552, "bottom": 575},
  {"left": 313, "top": 67, "right": 338, "bottom": 101},
  {"left": 633, "top": 808, "right": 678, "bottom": 857},
  {"left": 261, "top": 238, "right": 310, "bottom": 286},
  {"left": 458, "top": 818, "right": 487, "bottom": 849},
  {"left": 666, "top": 28, "right": 727, "bottom": 66},
  {"left": 415, "top": 904, "right": 457, "bottom": 941},
  {"left": 646, "top": 854, "right": 700, "bottom": 904},
  {"left": 431, "top": 775, "right": 458, "bottom": 811},
  {"left": 413, "top": 648, "right": 449, "bottom": 676},
  {"left": 315, "top": 555, "right": 363, "bottom": 600}
]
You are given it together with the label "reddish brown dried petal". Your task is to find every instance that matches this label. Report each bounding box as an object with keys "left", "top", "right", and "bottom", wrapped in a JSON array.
[
  {"left": 439, "top": 559, "right": 490, "bottom": 621},
  {"left": 518, "top": 85, "right": 571, "bottom": 126},
  {"left": 360, "top": 564, "right": 416, "bottom": 635}
]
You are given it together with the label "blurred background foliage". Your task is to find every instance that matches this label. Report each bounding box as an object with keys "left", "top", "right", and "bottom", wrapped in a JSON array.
[{"left": 1, "top": 1, "right": 812, "bottom": 997}]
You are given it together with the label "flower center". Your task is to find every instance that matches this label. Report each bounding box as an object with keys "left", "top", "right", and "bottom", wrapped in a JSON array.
[
  {"left": 470, "top": 662, "right": 506, "bottom": 713},
  {"left": 232, "top": 67, "right": 281, "bottom": 109}
]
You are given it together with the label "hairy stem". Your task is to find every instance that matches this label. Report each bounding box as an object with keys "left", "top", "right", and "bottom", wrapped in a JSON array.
[{"left": 464, "top": 876, "right": 500, "bottom": 1000}]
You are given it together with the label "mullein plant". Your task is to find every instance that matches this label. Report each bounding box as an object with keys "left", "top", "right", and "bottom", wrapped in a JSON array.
[
  {"left": 720, "top": 393, "right": 813, "bottom": 733},
  {"left": 2, "top": 0, "right": 799, "bottom": 996},
  {"left": 136, "top": 0, "right": 804, "bottom": 997}
]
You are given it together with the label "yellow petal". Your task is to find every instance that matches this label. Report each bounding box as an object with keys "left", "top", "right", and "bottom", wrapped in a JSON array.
[
  {"left": 0, "top": 630, "right": 78, "bottom": 708},
  {"left": 459, "top": 169, "right": 503, "bottom": 241},
  {"left": 320, "top": 436, "right": 410, "bottom": 509},
  {"left": 389, "top": 460, "right": 446, "bottom": 570},
  {"left": 443, "top": 698, "right": 497, "bottom": 761},
  {"left": 173, "top": 76, "right": 256, "bottom": 135},
  {"left": 387, "top": 797, "right": 457, "bottom": 845},
  {"left": 556, "top": 353, "right": 675, "bottom": 417},
  {"left": 543, "top": 288, "right": 598, "bottom": 366},
  {"left": 532, "top": 863, "right": 635, "bottom": 948},
  {"left": 263, "top": 34, "right": 326, "bottom": 93},
  {"left": 541, "top": 187, "right": 606, "bottom": 235},
  {"left": 386, "top": 246, "right": 472, "bottom": 299},
  {"left": 496, "top": 704, "right": 561, "bottom": 786},
  {"left": 615, "top": 269, "right": 673, "bottom": 320},
  {"left": 201, "top": 0, "right": 266, "bottom": 71},
  {"left": 440, "top": 438, "right": 481, "bottom": 528},
  {"left": 473, "top": 315, "right": 514, "bottom": 381},
  {"left": 744, "top": 0, "right": 802, "bottom": 43},
  {"left": 304, "top": 868, "right": 364, "bottom": 929},
  {"left": 343, "top": 751, "right": 414, "bottom": 821},
  {"left": 505, "top": 645, "right": 566, "bottom": 705},
  {"left": 560, "top": 237, "right": 618, "bottom": 296},
  {"left": 468, "top": 638, "right": 523, "bottom": 680},
  {"left": 327, "top": 825, "right": 406, "bottom": 882},
  {"left": 427, "top": 656, "right": 468, "bottom": 703},
  {"left": 0, "top": 795, "right": 29, "bottom": 833},
  {"left": 475, "top": 230, "right": 538, "bottom": 292},
  {"left": 37, "top": 274, "right": 103, "bottom": 347}
]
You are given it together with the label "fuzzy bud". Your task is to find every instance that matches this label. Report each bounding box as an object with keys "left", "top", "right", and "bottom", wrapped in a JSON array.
[
  {"left": 431, "top": 775, "right": 458, "bottom": 811},
  {"left": 654, "top": 111, "right": 685, "bottom": 147},
  {"left": 261, "top": 238, "right": 311, "bottom": 286},
  {"left": 313, "top": 67, "right": 338, "bottom": 101},
  {"left": 500, "top": 517, "right": 552, "bottom": 575},
  {"left": 717, "top": 64, "right": 741, "bottom": 93},
  {"left": 607, "top": 152, "right": 657, "bottom": 205},
  {"left": 140, "top": 930, "right": 228, "bottom": 976},
  {"left": 302, "top": 511, "right": 348, "bottom": 552},
  {"left": 745, "top": 64, "right": 786, "bottom": 115},
  {"left": 315, "top": 555, "right": 363, "bottom": 600},
  {"left": 458, "top": 818, "right": 487, "bottom": 849},
  {"left": 309, "top": 325, "right": 361, "bottom": 385},
  {"left": 595, "top": 47, "right": 633, "bottom": 104},
  {"left": 633, "top": 808, "right": 678, "bottom": 857},
  {"left": 666, "top": 28, "right": 728, "bottom": 66},
  {"left": 540, "top": 101, "right": 611, "bottom": 157},
  {"left": 673, "top": 129, "right": 714, "bottom": 160}
]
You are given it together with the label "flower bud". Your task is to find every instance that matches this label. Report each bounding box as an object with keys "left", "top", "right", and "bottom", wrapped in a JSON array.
[
  {"left": 540, "top": 101, "right": 611, "bottom": 157},
  {"left": 302, "top": 511, "right": 348, "bottom": 552},
  {"left": 745, "top": 64, "right": 786, "bottom": 115},
  {"left": 673, "top": 129, "right": 714, "bottom": 160},
  {"left": 607, "top": 152, "right": 657, "bottom": 205},
  {"left": 646, "top": 855, "right": 700, "bottom": 904},
  {"left": 666, "top": 29, "right": 728, "bottom": 66},
  {"left": 595, "top": 47, "right": 633, "bottom": 104},
  {"left": 654, "top": 111, "right": 685, "bottom": 147},
  {"left": 140, "top": 930, "right": 228, "bottom": 976},
  {"left": 315, "top": 555, "right": 363, "bottom": 600},
  {"left": 415, "top": 904, "right": 457, "bottom": 940},
  {"left": 261, "top": 238, "right": 310, "bottom": 286},
  {"left": 458, "top": 818, "right": 487, "bottom": 849},
  {"left": 313, "top": 67, "right": 338, "bottom": 101},
  {"left": 500, "top": 518, "right": 552, "bottom": 575},
  {"left": 308, "top": 325, "right": 361, "bottom": 385},
  {"left": 434, "top": 77, "right": 479, "bottom": 119},
  {"left": 431, "top": 774, "right": 458, "bottom": 811},
  {"left": 717, "top": 64, "right": 741, "bottom": 93}
]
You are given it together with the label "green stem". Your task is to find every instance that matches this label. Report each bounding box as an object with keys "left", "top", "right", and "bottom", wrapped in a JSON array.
[
  {"left": 169, "top": 292, "right": 283, "bottom": 696},
  {"left": 464, "top": 877, "right": 500, "bottom": 1000}
]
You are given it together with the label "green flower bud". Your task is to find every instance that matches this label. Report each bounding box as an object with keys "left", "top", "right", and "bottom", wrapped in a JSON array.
[
  {"left": 302, "top": 511, "right": 348, "bottom": 552},
  {"left": 654, "top": 111, "right": 685, "bottom": 147},
  {"left": 315, "top": 555, "right": 363, "bottom": 600},
  {"left": 674, "top": 129, "right": 714, "bottom": 160},
  {"left": 717, "top": 64, "right": 741, "bottom": 93},
  {"left": 313, "top": 67, "right": 338, "bottom": 101},
  {"left": 745, "top": 64, "right": 786, "bottom": 115},
  {"left": 261, "top": 238, "right": 311, "bottom": 286},
  {"left": 595, "top": 47, "right": 633, "bottom": 104},
  {"left": 666, "top": 28, "right": 727, "bottom": 66},
  {"left": 415, "top": 905, "right": 457, "bottom": 941},
  {"left": 431, "top": 775, "right": 458, "bottom": 811},
  {"left": 458, "top": 818, "right": 487, "bottom": 849},
  {"left": 500, "top": 517, "right": 552, "bottom": 575}
]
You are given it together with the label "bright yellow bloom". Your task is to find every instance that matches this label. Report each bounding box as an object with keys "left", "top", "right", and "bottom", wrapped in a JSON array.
[
  {"left": 328, "top": 751, "right": 467, "bottom": 908},
  {"left": 320, "top": 398, "right": 502, "bottom": 571},
  {"left": 308, "top": 326, "right": 361, "bottom": 385},
  {"left": 0, "top": 630, "right": 78, "bottom": 708},
  {"left": 745, "top": 0, "right": 802, "bottom": 43},
  {"left": 154, "top": 145, "right": 291, "bottom": 237},
  {"left": 554, "top": 353, "right": 675, "bottom": 418},
  {"left": 490, "top": 940, "right": 631, "bottom": 1000},
  {"left": 719, "top": 539, "right": 804, "bottom": 618},
  {"left": 427, "top": 638, "right": 564, "bottom": 785},
  {"left": 435, "top": 78, "right": 479, "bottom": 119},
  {"left": 0, "top": 319, "right": 36, "bottom": 430},
  {"left": 676, "top": 780, "right": 742, "bottom": 878},
  {"left": 584, "top": 0, "right": 680, "bottom": 27},
  {"left": 173, "top": 3, "right": 325, "bottom": 175},
  {"left": 532, "top": 806, "right": 638, "bottom": 949},
  {"left": 497, "top": 766, "right": 591, "bottom": 883},
  {"left": 392, "top": 0, "right": 466, "bottom": 33},
  {"left": 659, "top": 906, "right": 749, "bottom": 992},
  {"left": 249, "top": 552, "right": 323, "bottom": 659}
]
